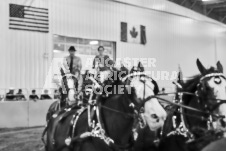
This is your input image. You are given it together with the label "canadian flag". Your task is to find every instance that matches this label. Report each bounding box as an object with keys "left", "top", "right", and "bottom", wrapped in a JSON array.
[{"left": 121, "top": 22, "right": 146, "bottom": 45}]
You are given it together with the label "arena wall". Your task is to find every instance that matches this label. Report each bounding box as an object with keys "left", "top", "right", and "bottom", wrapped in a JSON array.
[
  {"left": 0, "top": 0, "right": 226, "bottom": 90},
  {"left": 0, "top": 100, "right": 55, "bottom": 128}
]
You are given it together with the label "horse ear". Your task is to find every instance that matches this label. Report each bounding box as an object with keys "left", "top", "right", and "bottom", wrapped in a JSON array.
[
  {"left": 177, "top": 65, "right": 184, "bottom": 85},
  {"left": 216, "top": 61, "right": 223, "bottom": 73},
  {"left": 60, "top": 68, "right": 65, "bottom": 76},
  {"left": 138, "top": 61, "right": 145, "bottom": 72},
  {"left": 196, "top": 59, "right": 207, "bottom": 75}
]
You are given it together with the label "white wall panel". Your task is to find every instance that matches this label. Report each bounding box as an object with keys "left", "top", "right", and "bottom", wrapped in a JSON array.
[
  {"left": 49, "top": 0, "right": 226, "bottom": 88},
  {"left": 0, "top": 0, "right": 49, "bottom": 90},
  {"left": 0, "top": 0, "right": 226, "bottom": 90},
  {"left": 216, "top": 32, "right": 226, "bottom": 68}
]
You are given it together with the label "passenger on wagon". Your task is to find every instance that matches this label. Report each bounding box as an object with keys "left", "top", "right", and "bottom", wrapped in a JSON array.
[
  {"left": 92, "top": 46, "right": 115, "bottom": 83},
  {"left": 92, "top": 46, "right": 112, "bottom": 71},
  {"left": 29, "top": 90, "right": 39, "bottom": 101},
  {"left": 40, "top": 89, "right": 52, "bottom": 100}
]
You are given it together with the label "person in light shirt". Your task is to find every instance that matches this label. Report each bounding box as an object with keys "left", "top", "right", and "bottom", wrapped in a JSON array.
[
  {"left": 92, "top": 46, "right": 111, "bottom": 71},
  {"left": 62, "top": 46, "right": 83, "bottom": 92},
  {"left": 63, "top": 46, "right": 82, "bottom": 74}
]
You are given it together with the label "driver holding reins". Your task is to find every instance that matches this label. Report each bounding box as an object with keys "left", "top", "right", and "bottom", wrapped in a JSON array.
[
  {"left": 63, "top": 46, "right": 83, "bottom": 92},
  {"left": 61, "top": 46, "right": 83, "bottom": 105}
]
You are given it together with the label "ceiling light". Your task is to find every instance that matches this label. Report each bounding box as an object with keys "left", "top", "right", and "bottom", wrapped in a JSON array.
[{"left": 90, "top": 41, "right": 99, "bottom": 45}]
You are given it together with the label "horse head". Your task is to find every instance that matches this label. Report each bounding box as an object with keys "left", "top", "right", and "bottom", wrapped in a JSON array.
[
  {"left": 180, "top": 59, "right": 226, "bottom": 137},
  {"left": 196, "top": 59, "right": 226, "bottom": 132},
  {"left": 123, "top": 62, "right": 167, "bottom": 131},
  {"left": 60, "top": 67, "right": 79, "bottom": 105}
]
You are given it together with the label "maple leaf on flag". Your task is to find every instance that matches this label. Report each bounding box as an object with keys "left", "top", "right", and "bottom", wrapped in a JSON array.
[{"left": 130, "top": 27, "right": 138, "bottom": 38}]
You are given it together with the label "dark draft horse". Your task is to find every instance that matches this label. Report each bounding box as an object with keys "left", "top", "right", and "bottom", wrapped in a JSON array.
[
  {"left": 45, "top": 68, "right": 167, "bottom": 151},
  {"left": 46, "top": 68, "right": 80, "bottom": 121},
  {"left": 42, "top": 68, "right": 80, "bottom": 144},
  {"left": 158, "top": 59, "right": 226, "bottom": 151}
]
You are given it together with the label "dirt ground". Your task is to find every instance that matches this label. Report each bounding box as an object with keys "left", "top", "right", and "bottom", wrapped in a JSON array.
[{"left": 0, "top": 127, "right": 45, "bottom": 151}]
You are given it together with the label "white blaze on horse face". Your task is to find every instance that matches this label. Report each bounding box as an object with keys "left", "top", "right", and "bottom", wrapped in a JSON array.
[
  {"left": 143, "top": 98, "right": 167, "bottom": 131},
  {"left": 67, "top": 78, "right": 75, "bottom": 89},
  {"left": 207, "top": 76, "right": 226, "bottom": 129},
  {"left": 130, "top": 77, "right": 167, "bottom": 131},
  {"left": 99, "top": 71, "right": 111, "bottom": 83},
  {"left": 68, "top": 90, "right": 76, "bottom": 104},
  {"left": 67, "top": 78, "right": 76, "bottom": 102},
  {"left": 130, "top": 77, "right": 155, "bottom": 99}
]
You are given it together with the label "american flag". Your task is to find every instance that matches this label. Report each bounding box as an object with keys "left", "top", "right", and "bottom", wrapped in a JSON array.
[{"left": 9, "top": 4, "right": 49, "bottom": 33}]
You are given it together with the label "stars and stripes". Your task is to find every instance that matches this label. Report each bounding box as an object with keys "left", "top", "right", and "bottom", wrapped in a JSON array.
[{"left": 9, "top": 4, "right": 49, "bottom": 33}]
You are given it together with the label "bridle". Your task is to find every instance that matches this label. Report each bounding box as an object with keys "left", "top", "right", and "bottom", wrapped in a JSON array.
[
  {"left": 197, "top": 73, "right": 226, "bottom": 112},
  {"left": 159, "top": 72, "right": 226, "bottom": 140},
  {"left": 61, "top": 73, "right": 79, "bottom": 94},
  {"left": 121, "top": 72, "right": 160, "bottom": 127},
  {"left": 82, "top": 72, "right": 158, "bottom": 150}
]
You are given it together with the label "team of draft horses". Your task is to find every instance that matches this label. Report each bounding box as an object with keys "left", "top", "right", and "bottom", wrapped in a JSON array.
[{"left": 42, "top": 45, "right": 226, "bottom": 151}]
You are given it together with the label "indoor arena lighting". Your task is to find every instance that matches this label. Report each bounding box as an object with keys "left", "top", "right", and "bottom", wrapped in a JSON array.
[
  {"left": 53, "top": 50, "right": 62, "bottom": 53},
  {"left": 90, "top": 40, "right": 99, "bottom": 45}
]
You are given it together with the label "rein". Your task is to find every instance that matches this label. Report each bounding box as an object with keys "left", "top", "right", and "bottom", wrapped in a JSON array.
[
  {"left": 100, "top": 105, "right": 136, "bottom": 118},
  {"left": 151, "top": 93, "right": 226, "bottom": 120},
  {"left": 82, "top": 96, "right": 137, "bottom": 119},
  {"left": 151, "top": 96, "right": 225, "bottom": 119}
]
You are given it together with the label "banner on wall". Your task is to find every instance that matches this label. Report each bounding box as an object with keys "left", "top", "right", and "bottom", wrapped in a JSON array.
[{"left": 121, "top": 22, "right": 146, "bottom": 45}]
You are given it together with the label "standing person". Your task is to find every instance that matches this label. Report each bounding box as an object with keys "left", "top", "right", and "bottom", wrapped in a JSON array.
[
  {"left": 63, "top": 46, "right": 83, "bottom": 93},
  {"left": 63, "top": 46, "right": 82, "bottom": 74},
  {"left": 62, "top": 46, "right": 83, "bottom": 106}
]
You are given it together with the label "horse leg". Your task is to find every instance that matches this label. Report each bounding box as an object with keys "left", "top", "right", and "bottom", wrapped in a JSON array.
[
  {"left": 46, "top": 119, "right": 57, "bottom": 151},
  {"left": 41, "top": 122, "right": 48, "bottom": 147}
]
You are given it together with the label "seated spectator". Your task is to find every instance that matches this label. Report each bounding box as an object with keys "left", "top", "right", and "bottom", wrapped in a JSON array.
[
  {"left": 53, "top": 89, "right": 60, "bottom": 99},
  {"left": 29, "top": 90, "right": 39, "bottom": 101},
  {"left": 40, "top": 89, "right": 52, "bottom": 100},
  {"left": 161, "top": 88, "right": 166, "bottom": 94},
  {"left": 5, "top": 87, "right": 16, "bottom": 101},
  {"left": 15, "top": 89, "right": 26, "bottom": 101},
  {"left": 0, "top": 95, "right": 4, "bottom": 101}
]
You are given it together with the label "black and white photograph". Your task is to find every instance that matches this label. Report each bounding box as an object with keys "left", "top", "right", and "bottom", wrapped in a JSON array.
[{"left": 0, "top": 0, "right": 226, "bottom": 151}]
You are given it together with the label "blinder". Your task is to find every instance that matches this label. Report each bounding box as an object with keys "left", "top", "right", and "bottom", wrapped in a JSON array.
[
  {"left": 196, "top": 73, "right": 226, "bottom": 112},
  {"left": 122, "top": 72, "right": 162, "bottom": 129}
]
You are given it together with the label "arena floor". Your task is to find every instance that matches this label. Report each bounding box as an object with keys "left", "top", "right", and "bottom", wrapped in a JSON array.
[{"left": 0, "top": 127, "right": 45, "bottom": 151}]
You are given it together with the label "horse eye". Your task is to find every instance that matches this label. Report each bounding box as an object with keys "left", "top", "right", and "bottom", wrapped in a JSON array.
[
  {"left": 151, "top": 114, "right": 158, "bottom": 119},
  {"left": 214, "top": 77, "right": 221, "bottom": 84}
]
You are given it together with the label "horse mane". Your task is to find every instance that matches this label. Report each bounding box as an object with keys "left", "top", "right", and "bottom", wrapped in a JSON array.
[
  {"left": 183, "top": 74, "right": 201, "bottom": 92},
  {"left": 100, "top": 69, "right": 138, "bottom": 101},
  {"left": 182, "top": 74, "right": 201, "bottom": 105},
  {"left": 151, "top": 79, "right": 159, "bottom": 95}
]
